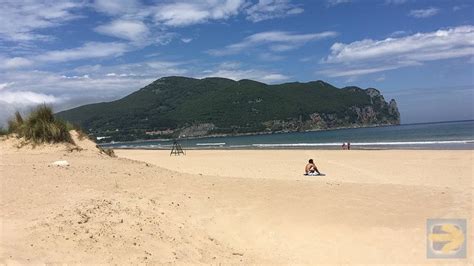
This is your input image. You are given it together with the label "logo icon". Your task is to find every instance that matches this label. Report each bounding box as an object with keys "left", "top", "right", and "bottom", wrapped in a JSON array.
[{"left": 427, "top": 219, "right": 466, "bottom": 258}]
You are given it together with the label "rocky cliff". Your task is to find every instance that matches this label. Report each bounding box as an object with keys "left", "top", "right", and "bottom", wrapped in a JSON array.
[{"left": 253, "top": 88, "right": 400, "bottom": 134}]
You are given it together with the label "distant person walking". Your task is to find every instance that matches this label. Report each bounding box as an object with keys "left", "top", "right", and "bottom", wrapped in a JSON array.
[
  {"left": 342, "top": 143, "right": 346, "bottom": 150},
  {"left": 347, "top": 142, "right": 351, "bottom": 150},
  {"left": 305, "top": 159, "right": 321, "bottom": 175}
]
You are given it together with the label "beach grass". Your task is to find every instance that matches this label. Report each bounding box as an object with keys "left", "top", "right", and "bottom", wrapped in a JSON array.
[{"left": 7, "top": 105, "right": 73, "bottom": 144}]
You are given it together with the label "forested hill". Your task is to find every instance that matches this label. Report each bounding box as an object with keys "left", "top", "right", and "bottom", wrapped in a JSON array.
[{"left": 57, "top": 76, "right": 400, "bottom": 142}]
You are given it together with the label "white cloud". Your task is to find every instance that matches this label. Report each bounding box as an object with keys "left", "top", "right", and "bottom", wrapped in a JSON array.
[
  {"left": 318, "top": 62, "right": 420, "bottom": 77},
  {"left": 145, "top": 61, "right": 189, "bottom": 75},
  {"left": 199, "top": 61, "right": 289, "bottom": 83},
  {"left": 408, "top": 7, "right": 439, "bottom": 18},
  {"left": 261, "top": 73, "right": 290, "bottom": 82},
  {"left": 0, "top": 90, "right": 61, "bottom": 127},
  {"left": 0, "top": 59, "right": 188, "bottom": 111},
  {"left": 88, "top": 0, "right": 307, "bottom": 52},
  {"left": 92, "top": 0, "right": 142, "bottom": 16},
  {"left": 95, "top": 19, "right": 149, "bottom": 42},
  {"left": 385, "top": 0, "right": 408, "bottom": 4},
  {"left": 0, "top": 0, "right": 82, "bottom": 42},
  {"left": 181, "top": 38, "right": 193, "bottom": 43},
  {"left": 95, "top": 19, "right": 178, "bottom": 47},
  {"left": 202, "top": 69, "right": 290, "bottom": 83},
  {"left": 453, "top": 5, "right": 468, "bottom": 12},
  {"left": 0, "top": 68, "right": 157, "bottom": 126},
  {"left": 151, "top": 0, "right": 304, "bottom": 26},
  {"left": 6, "top": 69, "right": 152, "bottom": 96},
  {"left": 73, "top": 60, "right": 189, "bottom": 78},
  {"left": 0, "top": 57, "right": 33, "bottom": 69},
  {"left": 92, "top": 1, "right": 173, "bottom": 46},
  {"left": 209, "top": 30, "right": 338, "bottom": 56},
  {"left": 61, "top": 74, "right": 90, "bottom": 79},
  {"left": 34, "top": 42, "right": 129, "bottom": 63},
  {"left": 217, "top": 61, "right": 242, "bottom": 69},
  {"left": 389, "top": 30, "right": 409, "bottom": 37},
  {"left": 153, "top": 32, "right": 178, "bottom": 45},
  {"left": 0, "top": 91, "right": 59, "bottom": 105},
  {"left": 326, "top": 0, "right": 351, "bottom": 7},
  {"left": 324, "top": 26, "right": 474, "bottom": 64},
  {"left": 320, "top": 25, "right": 474, "bottom": 77},
  {"left": 0, "top": 82, "right": 15, "bottom": 90},
  {"left": 245, "top": 0, "right": 303, "bottom": 22},
  {"left": 0, "top": 0, "right": 306, "bottom": 44},
  {"left": 153, "top": 0, "right": 245, "bottom": 27},
  {"left": 0, "top": 60, "right": 170, "bottom": 127},
  {"left": 375, "top": 75, "right": 386, "bottom": 82}
]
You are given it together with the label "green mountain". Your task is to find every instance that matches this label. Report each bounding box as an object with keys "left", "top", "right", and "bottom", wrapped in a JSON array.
[{"left": 57, "top": 76, "right": 400, "bottom": 142}]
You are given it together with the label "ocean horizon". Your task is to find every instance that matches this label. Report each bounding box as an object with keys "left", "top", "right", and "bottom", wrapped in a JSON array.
[{"left": 101, "top": 120, "right": 474, "bottom": 150}]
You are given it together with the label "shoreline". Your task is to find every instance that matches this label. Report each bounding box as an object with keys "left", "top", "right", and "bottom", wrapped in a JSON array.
[
  {"left": 108, "top": 146, "right": 474, "bottom": 151},
  {"left": 98, "top": 120, "right": 474, "bottom": 150},
  {"left": 97, "top": 122, "right": 400, "bottom": 145},
  {"left": 103, "top": 140, "right": 474, "bottom": 150},
  {"left": 96, "top": 119, "right": 474, "bottom": 145}
]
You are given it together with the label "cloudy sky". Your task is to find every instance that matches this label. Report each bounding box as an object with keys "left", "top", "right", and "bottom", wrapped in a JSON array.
[{"left": 1, "top": 0, "right": 473, "bottom": 125}]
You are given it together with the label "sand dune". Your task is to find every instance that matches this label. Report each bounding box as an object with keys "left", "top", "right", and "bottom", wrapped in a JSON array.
[{"left": 1, "top": 136, "right": 472, "bottom": 264}]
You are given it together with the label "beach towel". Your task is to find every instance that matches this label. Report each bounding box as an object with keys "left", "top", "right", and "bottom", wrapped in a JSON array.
[{"left": 304, "top": 172, "right": 324, "bottom": 176}]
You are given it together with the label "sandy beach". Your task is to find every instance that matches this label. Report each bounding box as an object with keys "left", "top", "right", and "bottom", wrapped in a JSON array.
[{"left": 1, "top": 135, "right": 472, "bottom": 264}]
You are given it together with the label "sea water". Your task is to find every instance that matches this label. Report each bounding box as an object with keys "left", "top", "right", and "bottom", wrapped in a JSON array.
[{"left": 102, "top": 120, "right": 474, "bottom": 150}]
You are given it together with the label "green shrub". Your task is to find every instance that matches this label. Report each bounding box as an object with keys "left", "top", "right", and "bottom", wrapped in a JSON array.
[
  {"left": 7, "top": 105, "right": 73, "bottom": 144},
  {"left": 7, "top": 111, "right": 24, "bottom": 134},
  {"left": 65, "top": 121, "right": 75, "bottom": 131}
]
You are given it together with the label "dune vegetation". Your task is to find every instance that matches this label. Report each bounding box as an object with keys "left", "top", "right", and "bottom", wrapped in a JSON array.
[{"left": 6, "top": 105, "right": 73, "bottom": 144}]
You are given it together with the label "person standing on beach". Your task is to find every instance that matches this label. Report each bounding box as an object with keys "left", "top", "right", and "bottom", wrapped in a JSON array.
[
  {"left": 305, "top": 159, "right": 321, "bottom": 175},
  {"left": 347, "top": 142, "right": 351, "bottom": 150}
]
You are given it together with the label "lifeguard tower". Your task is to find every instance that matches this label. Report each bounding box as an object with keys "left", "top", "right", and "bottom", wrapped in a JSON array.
[{"left": 170, "top": 139, "right": 185, "bottom": 156}]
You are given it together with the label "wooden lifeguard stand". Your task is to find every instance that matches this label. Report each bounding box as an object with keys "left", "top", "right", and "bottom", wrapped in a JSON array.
[{"left": 170, "top": 139, "right": 185, "bottom": 156}]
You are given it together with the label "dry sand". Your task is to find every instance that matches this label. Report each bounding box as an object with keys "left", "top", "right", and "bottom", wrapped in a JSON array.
[{"left": 1, "top": 135, "right": 472, "bottom": 264}]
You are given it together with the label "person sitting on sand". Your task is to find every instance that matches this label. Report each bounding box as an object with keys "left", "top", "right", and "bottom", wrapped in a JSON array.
[{"left": 305, "top": 159, "right": 321, "bottom": 175}]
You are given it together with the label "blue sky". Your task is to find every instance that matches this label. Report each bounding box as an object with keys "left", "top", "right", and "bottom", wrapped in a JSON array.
[{"left": 0, "top": 0, "right": 473, "bottom": 124}]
